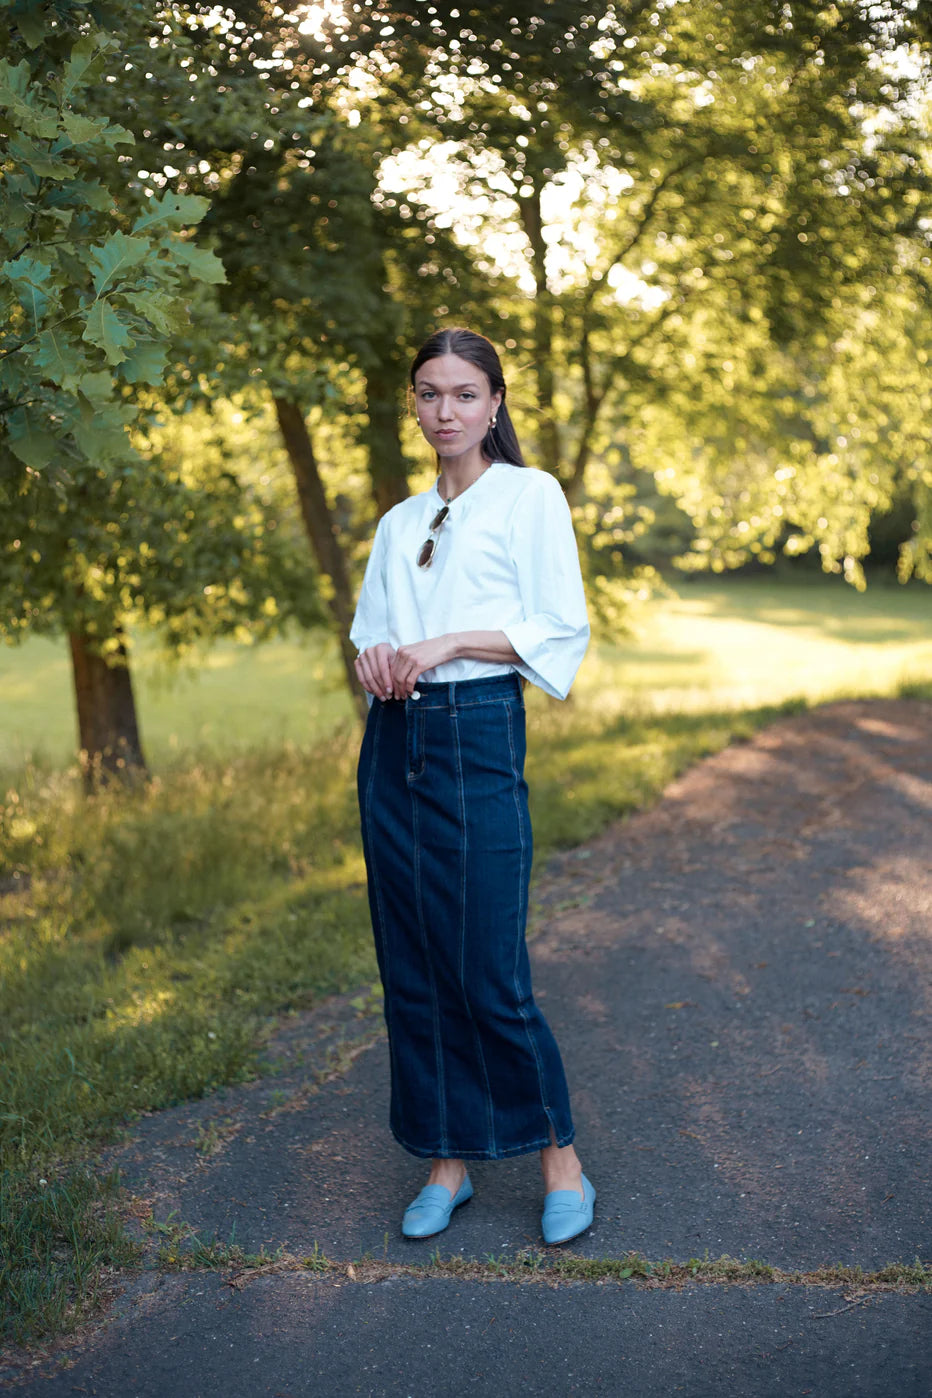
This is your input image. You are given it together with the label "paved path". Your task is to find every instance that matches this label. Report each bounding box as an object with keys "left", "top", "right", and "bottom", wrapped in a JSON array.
[{"left": 2, "top": 700, "right": 930, "bottom": 1395}]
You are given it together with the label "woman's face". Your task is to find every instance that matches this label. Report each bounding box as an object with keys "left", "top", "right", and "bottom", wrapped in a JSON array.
[{"left": 413, "top": 353, "right": 503, "bottom": 463}]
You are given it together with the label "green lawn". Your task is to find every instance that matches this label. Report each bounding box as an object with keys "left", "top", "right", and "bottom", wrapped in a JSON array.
[
  {"left": 0, "top": 630, "right": 354, "bottom": 772},
  {"left": 576, "top": 574, "right": 932, "bottom": 718},
  {"left": 2, "top": 575, "right": 931, "bottom": 771}
]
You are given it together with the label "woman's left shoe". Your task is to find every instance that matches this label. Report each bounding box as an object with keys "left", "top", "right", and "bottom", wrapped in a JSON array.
[
  {"left": 541, "top": 1173, "right": 596, "bottom": 1246},
  {"left": 401, "top": 1175, "right": 474, "bottom": 1238}
]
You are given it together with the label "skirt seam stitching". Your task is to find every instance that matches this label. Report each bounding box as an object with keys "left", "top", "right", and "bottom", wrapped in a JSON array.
[
  {"left": 506, "top": 699, "right": 555, "bottom": 1133},
  {"left": 452, "top": 700, "right": 498, "bottom": 1157},
  {"left": 410, "top": 724, "right": 449, "bottom": 1154}
]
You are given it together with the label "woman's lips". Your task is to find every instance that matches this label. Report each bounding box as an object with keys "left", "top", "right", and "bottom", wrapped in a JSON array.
[{"left": 435, "top": 430, "right": 458, "bottom": 439}]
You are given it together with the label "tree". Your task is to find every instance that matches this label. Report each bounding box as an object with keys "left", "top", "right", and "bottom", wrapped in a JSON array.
[{"left": 0, "top": 5, "right": 320, "bottom": 782}]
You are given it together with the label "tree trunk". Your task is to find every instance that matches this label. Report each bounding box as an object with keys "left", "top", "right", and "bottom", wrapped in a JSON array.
[
  {"left": 362, "top": 361, "right": 410, "bottom": 514},
  {"left": 272, "top": 394, "right": 368, "bottom": 722},
  {"left": 564, "top": 313, "right": 614, "bottom": 507},
  {"left": 69, "top": 630, "right": 148, "bottom": 792},
  {"left": 518, "top": 179, "right": 561, "bottom": 478}
]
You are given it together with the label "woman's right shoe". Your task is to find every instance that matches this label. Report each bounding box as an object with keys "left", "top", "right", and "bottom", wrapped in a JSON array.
[
  {"left": 541, "top": 1173, "right": 596, "bottom": 1245},
  {"left": 401, "top": 1175, "right": 473, "bottom": 1238}
]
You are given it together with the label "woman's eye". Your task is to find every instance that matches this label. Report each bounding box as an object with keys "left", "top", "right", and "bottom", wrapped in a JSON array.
[{"left": 460, "top": 393, "right": 475, "bottom": 401}]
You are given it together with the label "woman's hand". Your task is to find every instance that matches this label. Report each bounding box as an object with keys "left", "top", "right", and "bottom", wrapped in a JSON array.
[
  {"left": 355, "top": 642, "right": 396, "bottom": 700},
  {"left": 358, "top": 632, "right": 519, "bottom": 700},
  {"left": 391, "top": 635, "right": 458, "bottom": 698}
]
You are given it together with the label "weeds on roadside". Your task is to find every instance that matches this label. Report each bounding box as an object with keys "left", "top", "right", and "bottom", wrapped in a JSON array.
[
  {"left": 0, "top": 1166, "right": 140, "bottom": 1346},
  {"left": 132, "top": 1233, "right": 931, "bottom": 1295}
]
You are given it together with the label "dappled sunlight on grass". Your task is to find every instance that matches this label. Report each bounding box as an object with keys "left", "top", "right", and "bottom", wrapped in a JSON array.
[
  {"left": 0, "top": 732, "right": 377, "bottom": 1185},
  {"left": 527, "top": 706, "right": 770, "bottom": 851},
  {"left": 101, "top": 986, "right": 175, "bottom": 1031},
  {"left": 0, "top": 628, "right": 356, "bottom": 769},
  {"left": 572, "top": 578, "right": 932, "bottom": 723}
]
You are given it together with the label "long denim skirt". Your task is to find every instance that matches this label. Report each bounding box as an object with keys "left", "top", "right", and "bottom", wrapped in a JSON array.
[{"left": 357, "top": 673, "right": 574, "bottom": 1160}]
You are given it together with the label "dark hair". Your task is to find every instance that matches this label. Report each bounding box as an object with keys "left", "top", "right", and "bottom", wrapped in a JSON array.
[{"left": 409, "top": 327, "right": 526, "bottom": 468}]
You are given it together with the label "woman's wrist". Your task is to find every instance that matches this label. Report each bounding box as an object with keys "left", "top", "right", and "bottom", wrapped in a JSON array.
[{"left": 442, "top": 630, "right": 521, "bottom": 666}]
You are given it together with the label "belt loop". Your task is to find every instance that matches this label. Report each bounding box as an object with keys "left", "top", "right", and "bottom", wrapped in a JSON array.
[{"left": 448, "top": 680, "right": 457, "bottom": 715}]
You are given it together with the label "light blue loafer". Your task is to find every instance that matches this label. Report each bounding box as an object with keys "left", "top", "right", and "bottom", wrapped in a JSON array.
[
  {"left": 541, "top": 1173, "right": 596, "bottom": 1246},
  {"left": 401, "top": 1175, "right": 473, "bottom": 1239}
]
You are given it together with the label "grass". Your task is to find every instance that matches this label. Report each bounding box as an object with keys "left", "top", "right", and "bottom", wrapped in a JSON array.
[
  {"left": 580, "top": 573, "right": 932, "bottom": 720},
  {"left": 1, "top": 574, "right": 931, "bottom": 1345},
  {"left": 141, "top": 1221, "right": 932, "bottom": 1293},
  {"left": 0, "top": 629, "right": 353, "bottom": 773},
  {"left": 0, "top": 629, "right": 353, "bottom": 772}
]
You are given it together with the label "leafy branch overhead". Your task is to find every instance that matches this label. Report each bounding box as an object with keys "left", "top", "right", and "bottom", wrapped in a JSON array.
[
  {"left": 0, "top": 12, "right": 320, "bottom": 678},
  {"left": 0, "top": 33, "right": 225, "bottom": 477}
]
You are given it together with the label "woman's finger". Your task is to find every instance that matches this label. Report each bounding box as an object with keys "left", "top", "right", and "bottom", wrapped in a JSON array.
[
  {"left": 363, "top": 644, "right": 393, "bottom": 699},
  {"left": 355, "top": 653, "right": 377, "bottom": 696},
  {"left": 375, "top": 650, "right": 395, "bottom": 698},
  {"left": 357, "top": 649, "right": 384, "bottom": 697},
  {"left": 391, "top": 651, "right": 416, "bottom": 698}
]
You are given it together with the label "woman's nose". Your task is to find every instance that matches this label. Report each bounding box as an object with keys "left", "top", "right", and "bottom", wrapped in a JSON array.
[{"left": 437, "top": 396, "right": 455, "bottom": 419}]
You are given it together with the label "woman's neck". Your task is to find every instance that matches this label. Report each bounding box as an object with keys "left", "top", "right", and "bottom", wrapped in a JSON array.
[{"left": 437, "top": 452, "right": 493, "bottom": 502}]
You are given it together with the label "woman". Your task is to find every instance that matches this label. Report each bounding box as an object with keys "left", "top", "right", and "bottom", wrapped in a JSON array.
[{"left": 350, "top": 327, "right": 595, "bottom": 1245}]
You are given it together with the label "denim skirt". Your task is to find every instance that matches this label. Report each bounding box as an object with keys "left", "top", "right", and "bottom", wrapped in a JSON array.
[{"left": 357, "top": 673, "right": 575, "bottom": 1160}]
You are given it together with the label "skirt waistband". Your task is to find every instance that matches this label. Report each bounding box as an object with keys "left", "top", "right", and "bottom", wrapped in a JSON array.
[{"left": 395, "top": 673, "right": 524, "bottom": 710}]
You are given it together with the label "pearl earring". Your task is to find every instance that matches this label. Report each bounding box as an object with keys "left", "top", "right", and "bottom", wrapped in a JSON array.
[{"left": 490, "top": 415, "right": 497, "bottom": 428}]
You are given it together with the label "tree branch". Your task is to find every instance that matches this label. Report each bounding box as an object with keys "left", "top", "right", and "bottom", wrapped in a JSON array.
[
  {"left": 582, "top": 159, "right": 699, "bottom": 311},
  {"left": 0, "top": 310, "right": 80, "bottom": 361}
]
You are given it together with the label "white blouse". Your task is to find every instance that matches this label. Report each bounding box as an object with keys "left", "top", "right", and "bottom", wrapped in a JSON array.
[{"left": 349, "top": 462, "right": 589, "bottom": 700}]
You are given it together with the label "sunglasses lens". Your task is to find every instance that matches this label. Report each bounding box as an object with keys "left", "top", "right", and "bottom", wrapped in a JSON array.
[{"left": 418, "top": 504, "right": 448, "bottom": 567}]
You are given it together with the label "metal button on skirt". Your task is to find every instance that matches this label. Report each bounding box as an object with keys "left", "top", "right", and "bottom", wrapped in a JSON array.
[{"left": 357, "top": 673, "right": 575, "bottom": 1160}]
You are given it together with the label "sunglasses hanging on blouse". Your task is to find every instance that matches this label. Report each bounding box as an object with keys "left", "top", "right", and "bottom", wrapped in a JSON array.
[{"left": 417, "top": 505, "right": 449, "bottom": 569}]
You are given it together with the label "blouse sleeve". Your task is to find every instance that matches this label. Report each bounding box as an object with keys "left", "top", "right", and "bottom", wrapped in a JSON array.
[
  {"left": 349, "top": 515, "right": 390, "bottom": 654},
  {"left": 501, "top": 471, "right": 590, "bottom": 700}
]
